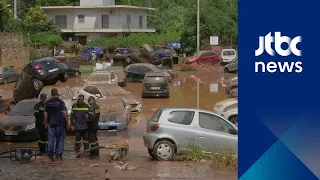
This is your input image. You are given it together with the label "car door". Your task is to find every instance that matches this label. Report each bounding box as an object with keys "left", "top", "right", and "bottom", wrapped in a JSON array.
[
  {"left": 126, "top": 65, "right": 139, "bottom": 82},
  {"left": 200, "top": 52, "right": 210, "bottom": 62},
  {"left": 229, "top": 58, "right": 238, "bottom": 72},
  {"left": 194, "top": 111, "right": 238, "bottom": 155}
]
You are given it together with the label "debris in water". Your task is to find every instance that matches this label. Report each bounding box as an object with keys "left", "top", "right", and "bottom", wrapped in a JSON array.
[
  {"left": 114, "top": 161, "right": 136, "bottom": 171},
  {"left": 89, "top": 164, "right": 99, "bottom": 168}
]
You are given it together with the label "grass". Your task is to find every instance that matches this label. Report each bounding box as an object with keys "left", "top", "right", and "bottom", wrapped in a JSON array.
[{"left": 180, "top": 65, "right": 196, "bottom": 72}]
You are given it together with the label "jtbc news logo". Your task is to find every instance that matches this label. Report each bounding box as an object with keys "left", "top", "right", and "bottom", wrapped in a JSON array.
[{"left": 254, "top": 32, "right": 303, "bottom": 73}]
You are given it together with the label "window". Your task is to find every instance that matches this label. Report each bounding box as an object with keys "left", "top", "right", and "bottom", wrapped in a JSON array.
[
  {"left": 126, "top": 15, "right": 131, "bottom": 24},
  {"left": 139, "top": 16, "right": 143, "bottom": 29},
  {"left": 141, "top": 66, "right": 151, "bottom": 73},
  {"left": 208, "top": 51, "right": 216, "bottom": 56},
  {"left": 202, "top": 52, "right": 211, "bottom": 57},
  {"left": 168, "top": 111, "right": 195, "bottom": 125},
  {"left": 102, "top": 14, "right": 109, "bottom": 28},
  {"left": 128, "top": 65, "right": 139, "bottom": 72},
  {"left": 144, "top": 76, "right": 166, "bottom": 84},
  {"left": 83, "top": 86, "right": 101, "bottom": 96},
  {"left": 199, "top": 112, "right": 235, "bottom": 134},
  {"left": 149, "top": 109, "right": 162, "bottom": 122},
  {"left": 78, "top": 15, "right": 85, "bottom": 23},
  {"left": 55, "top": 15, "right": 67, "bottom": 29},
  {"left": 223, "top": 51, "right": 236, "bottom": 56}
]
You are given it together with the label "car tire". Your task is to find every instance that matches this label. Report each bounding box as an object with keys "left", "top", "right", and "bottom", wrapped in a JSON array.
[
  {"left": 153, "top": 140, "right": 175, "bottom": 161},
  {"left": 60, "top": 73, "right": 68, "bottom": 82},
  {"left": 74, "top": 71, "right": 79, "bottom": 77},
  {"left": 126, "top": 77, "right": 132, "bottom": 82},
  {"left": 148, "top": 149, "right": 157, "bottom": 159},
  {"left": 224, "top": 68, "right": 230, "bottom": 73},
  {"left": 3, "top": 78, "right": 8, "bottom": 84},
  {"left": 32, "top": 79, "right": 43, "bottom": 91},
  {"left": 229, "top": 115, "right": 238, "bottom": 124}
]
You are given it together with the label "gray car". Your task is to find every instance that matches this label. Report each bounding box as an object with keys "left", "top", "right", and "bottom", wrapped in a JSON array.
[
  {"left": 0, "top": 99, "right": 39, "bottom": 141},
  {"left": 0, "top": 66, "right": 18, "bottom": 84},
  {"left": 143, "top": 108, "right": 238, "bottom": 161},
  {"left": 97, "top": 97, "right": 132, "bottom": 131},
  {"left": 223, "top": 57, "right": 238, "bottom": 73}
]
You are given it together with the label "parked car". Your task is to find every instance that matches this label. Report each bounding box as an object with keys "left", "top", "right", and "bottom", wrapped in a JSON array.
[
  {"left": 229, "top": 87, "right": 238, "bottom": 98},
  {"left": 97, "top": 97, "right": 132, "bottom": 131},
  {"left": 0, "top": 98, "right": 39, "bottom": 141},
  {"left": 142, "top": 72, "right": 170, "bottom": 98},
  {"left": 220, "top": 105, "right": 238, "bottom": 124},
  {"left": 223, "top": 57, "right": 238, "bottom": 73},
  {"left": 226, "top": 77, "right": 238, "bottom": 92},
  {"left": 61, "top": 63, "right": 81, "bottom": 77},
  {"left": 76, "top": 84, "right": 141, "bottom": 112},
  {"left": 39, "top": 85, "right": 73, "bottom": 115},
  {"left": 151, "top": 48, "right": 175, "bottom": 65},
  {"left": 143, "top": 108, "right": 238, "bottom": 160},
  {"left": 112, "top": 48, "right": 140, "bottom": 64},
  {"left": 220, "top": 49, "right": 237, "bottom": 64},
  {"left": 110, "top": 66, "right": 127, "bottom": 83},
  {"left": 124, "top": 63, "right": 172, "bottom": 83},
  {"left": 213, "top": 98, "right": 238, "bottom": 115},
  {"left": 186, "top": 51, "right": 220, "bottom": 64},
  {"left": 0, "top": 66, "right": 19, "bottom": 84},
  {"left": 84, "top": 70, "right": 126, "bottom": 87},
  {"left": 164, "top": 41, "right": 184, "bottom": 55},
  {"left": 82, "top": 46, "right": 103, "bottom": 57},
  {"left": 13, "top": 72, "right": 41, "bottom": 103}
]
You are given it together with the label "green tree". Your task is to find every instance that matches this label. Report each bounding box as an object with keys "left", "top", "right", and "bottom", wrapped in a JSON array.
[{"left": 26, "top": 6, "right": 47, "bottom": 24}]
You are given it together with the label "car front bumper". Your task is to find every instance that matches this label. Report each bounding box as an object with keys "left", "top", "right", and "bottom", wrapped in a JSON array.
[
  {"left": 98, "top": 121, "right": 126, "bottom": 131},
  {"left": 0, "top": 128, "right": 38, "bottom": 142}
]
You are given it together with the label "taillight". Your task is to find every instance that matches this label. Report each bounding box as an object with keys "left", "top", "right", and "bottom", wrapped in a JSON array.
[
  {"left": 123, "top": 50, "right": 128, "bottom": 54},
  {"left": 33, "top": 64, "right": 43, "bottom": 70},
  {"left": 150, "top": 124, "right": 160, "bottom": 132}
]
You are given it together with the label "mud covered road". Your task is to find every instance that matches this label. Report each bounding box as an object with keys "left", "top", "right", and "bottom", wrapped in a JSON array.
[{"left": 0, "top": 65, "right": 238, "bottom": 180}]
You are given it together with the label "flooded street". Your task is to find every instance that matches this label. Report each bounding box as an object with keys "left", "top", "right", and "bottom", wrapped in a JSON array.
[{"left": 0, "top": 66, "right": 238, "bottom": 180}]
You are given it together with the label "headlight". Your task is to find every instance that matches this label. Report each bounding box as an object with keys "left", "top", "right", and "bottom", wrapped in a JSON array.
[{"left": 24, "top": 123, "right": 35, "bottom": 131}]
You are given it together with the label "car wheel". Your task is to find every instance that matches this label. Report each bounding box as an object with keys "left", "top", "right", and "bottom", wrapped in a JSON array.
[
  {"left": 126, "top": 77, "right": 132, "bottom": 82},
  {"left": 32, "top": 79, "right": 43, "bottom": 91},
  {"left": 148, "top": 149, "right": 157, "bottom": 159},
  {"left": 74, "top": 71, "right": 79, "bottom": 77},
  {"left": 153, "top": 140, "right": 175, "bottom": 161},
  {"left": 224, "top": 68, "right": 230, "bottom": 73},
  {"left": 3, "top": 78, "right": 8, "bottom": 84},
  {"left": 229, "top": 115, "right": 238, "bottom": 124},
  {"left": 60, "top": 73, "right": 68, "bottom": 82},
  {"left": 126, "top": 57, "right": 132, "bottom": 64}
]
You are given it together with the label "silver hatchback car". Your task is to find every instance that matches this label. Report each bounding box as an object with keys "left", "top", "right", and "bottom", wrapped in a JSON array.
[{"left": 143, "top": 108, "right": 238, "bottom": 161}]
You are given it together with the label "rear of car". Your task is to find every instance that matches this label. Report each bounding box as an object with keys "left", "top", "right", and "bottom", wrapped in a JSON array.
[
  {"left": 142, "top": 73, "right": 170, "bottom": 98},
  {"left": 226, "top": 77, "right": 238, "bottom": 92},
  {"left": 13, "top": 71, "right": 42, "bottom": 103},
  {"left": 221, "top": 49, "right": 237, "bottom": 64},
  {"left": 229, "top": 87, "right": 238, "bottom": 98},
  {"left": 213, "top": 98, "right": 238, "bottom": 115}
]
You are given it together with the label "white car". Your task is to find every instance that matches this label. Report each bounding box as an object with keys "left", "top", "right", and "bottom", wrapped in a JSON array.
[
  {"left": 221, "top": 105, "right": 238, "bottom": 124},
  {"left": 213, "top": 98, "right": 238, "bottom": 115},
  {"left": 76, "top": 83, "right": 142, "bottom": 112},
  {"left": 220, "top": 49, "right": 237, "bottom": 64},
  {"left": 84, "top": 70, "right": 126, "bottom": 87},
  {"left": 226, "top": 76, "right": 238, "bottom": 91}
]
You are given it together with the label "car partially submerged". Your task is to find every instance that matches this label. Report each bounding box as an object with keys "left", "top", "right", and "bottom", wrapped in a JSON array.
[
  {"left": 84, "top": 70, "right": 126, "bottom": 87},
  {"left": 213, "top": 98, "right": 238, "bottom": 124},
  {"left": 226, "top": 76, "right": 238, "bottom": 92},
  {"left": 76, "top": 84, "right": 142, "bottom": 112},
  {"left": 0, "top": 99, "right": 39, "bottom": 141},
  {"left": 143, "top": 108, "right": 238, "bottom": 160},
  {"left": 97, "top": 97, "right": 132, "bottom": 131}
]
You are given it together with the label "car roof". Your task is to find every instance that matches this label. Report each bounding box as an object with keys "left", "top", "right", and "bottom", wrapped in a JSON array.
[
  {"left": 145, "top": 72, "right": 165, "bottom": 77},
  {"left": 18, "top": 98, "right": 40, "bottom": 103},
  {"left": 32, "top": 57, "right": 56, "bottom": 63},
  {"left": 130, "top": 63, "right": 155, "bottom": 67}
]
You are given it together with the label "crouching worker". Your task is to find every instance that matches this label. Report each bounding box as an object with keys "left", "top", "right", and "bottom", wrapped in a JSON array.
[
  {"left": 71, "top": 94, "right": 90, "bottom": 153},
  {"left": 34, "top": 94, "right": 48, "bottom": 155},
  {"left": 87, "top": 96, "right": 101, "bottom": 158}
]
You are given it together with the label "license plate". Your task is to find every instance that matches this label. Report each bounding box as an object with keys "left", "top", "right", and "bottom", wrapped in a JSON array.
[
  {"left": 48, "top": 68, "right": 58, "bottom": 73},
  {"left": 151, "top": 87, "right": 160, "bottom": 90},
  {"left": 5, "top": 131, "right": 18, "bottom": 135}
]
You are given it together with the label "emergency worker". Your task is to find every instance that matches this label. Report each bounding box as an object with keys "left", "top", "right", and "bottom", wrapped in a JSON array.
[
  {"left": 87, "top": 96, "right": 100, "bottom": 157},
  {"left": 71, "top": 94, "right": 90, "bottom": 152},
  {"left": 44, "top": 88, "right": 70, "bottom": 161},
  {"left": 34, "top": 94, "right": 47, "bottom": 154}
]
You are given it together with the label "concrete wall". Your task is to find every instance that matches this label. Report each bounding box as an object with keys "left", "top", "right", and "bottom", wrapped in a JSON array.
[{"left": 45, "top": 8, "right": 149, "bottom": 30}]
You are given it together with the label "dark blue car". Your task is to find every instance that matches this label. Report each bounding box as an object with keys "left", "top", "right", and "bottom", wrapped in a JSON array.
[
  {"left": 165, "top": 41, "right": 183, "bottom": 55},
  {"left": 82, "top": 46, "right": 103, "bottom": 56},
  {"left": 151, "top": 48, "right": 173, "bottom": 65}
]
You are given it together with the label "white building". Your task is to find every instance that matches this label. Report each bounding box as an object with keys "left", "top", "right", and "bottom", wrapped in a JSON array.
[{"left": 41, "top": 0, "right": 156, "bottom": 44}]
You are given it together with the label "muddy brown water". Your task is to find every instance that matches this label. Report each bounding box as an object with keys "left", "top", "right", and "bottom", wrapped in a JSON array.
[{"left": 0, "top": 66, "right": 237, "bottom": 180}]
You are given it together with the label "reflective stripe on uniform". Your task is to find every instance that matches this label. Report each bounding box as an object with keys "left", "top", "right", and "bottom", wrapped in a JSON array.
[
  {"left": 38, "top": 140, "right": 48, "bottom": 144},
  {"left": 34, "top": 110, "right": 39, "bottom": 113},
  {"left": 89, "top": 112, "right": 95, "bottom": 115},
  {"left": 72, "top": 108, "right": 89, "bottom": 111},
  {"left": 83, "top": 140, "right": 89, "bottom": 143},
  {"left": 90, "top": 142, "right": 98, "bottom": 145},
  {"left": 75, "top": 141, "right": 81, "bottom": 144},
  {"left": 95, "top": 109, "right": 100, "bottom": 113}
]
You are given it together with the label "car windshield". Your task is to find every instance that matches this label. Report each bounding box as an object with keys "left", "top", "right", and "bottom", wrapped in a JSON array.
[
  {"left": 144, "top": 76, "right": 166, "bottom": 83},
  {"left": 41, "top": 87, "right": 70, "bottom": 98},
  {"left": 193, "top": 52, "right": 202, "bottom": 57},
  {"left": 231, "top": 58, "right": 238, "bottom": 63},
  {"left": 9, "top": 101, "right": 38, "bottom": 116},
  {"left": 100, "top": 102, "right": 124, "bottom": 113},
  {"left": 148, "top": 65, "right": 162, "bottom": 72},
  {"left": 87, "top": 74, "right": 110, "bottom": 82}
]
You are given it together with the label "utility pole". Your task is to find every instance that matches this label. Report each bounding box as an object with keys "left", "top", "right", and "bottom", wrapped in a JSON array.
[
  {"left": 196, "top": 0, "right": 200, "bottom": 52},
  {"left": 0, "top": 4, "right": 3, "bottom": 32},
  {"left": 14, "top": 0, "right": 17, "bottom": 19}
]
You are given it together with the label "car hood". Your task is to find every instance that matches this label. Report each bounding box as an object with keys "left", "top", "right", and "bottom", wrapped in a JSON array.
[
  {"left": 0, "top": 115, "right": 35, "bottom": 126},
  {"left": 109, "top": 94, "right": 139, "bottom": 105},
  {"left": 99, "top": 113, "right": 125, "bottom": 122},
  {"left": 215, "top": 98, "right": 238, "bottom": 107}
]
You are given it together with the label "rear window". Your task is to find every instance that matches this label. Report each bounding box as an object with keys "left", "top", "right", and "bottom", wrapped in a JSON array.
[
  {"left": 144, "top": 76, "right": 166, "bottom": 84},
  {"left": 149, "top": 109, "right": 162, "bottom": 122},
  {"left": 168, "top": 111, "right": 195, "bottom": 125},
  {"left": 223, "top": 51, "right": 236, "bottom": 56}
]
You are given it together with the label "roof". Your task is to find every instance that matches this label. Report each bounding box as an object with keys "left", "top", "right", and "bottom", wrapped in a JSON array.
[
  {"left": 130, "top": 63, "right": 156, "bottom": 67},
  {"left": 145, "top": 72, "right": 166, "bottom": 77},
  {"left": 41, "top": 5, "right": 155, "bottom": 11}
]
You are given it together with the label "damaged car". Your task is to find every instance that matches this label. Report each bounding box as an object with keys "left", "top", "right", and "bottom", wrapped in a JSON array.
[
  {"left": 97, "top": 97, "right": 132, "bottom": 131},
  {"left": 76, "top": 84, "right": 142, "bottom": 112},
  {"left": 84, "top": 70, "right": 126, "bottom": 87}
]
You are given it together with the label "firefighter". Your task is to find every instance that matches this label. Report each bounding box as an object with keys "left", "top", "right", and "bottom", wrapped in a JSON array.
[
  {"left": 34, "top": 94, "right": 47, "bottom": 155},
  {"left": 44, "top": 88, "right": 70, "bottom": 161},
  {"left": 87, "top": 96, "right": 100, "bottom": 158},
  {"left": 71, "top": 94, "right": 90, "bottom": 153}
]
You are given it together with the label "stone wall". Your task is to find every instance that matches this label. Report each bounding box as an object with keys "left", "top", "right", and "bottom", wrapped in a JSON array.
[{"left": 0, "top": 32, "right": 30, "bottom": 72}]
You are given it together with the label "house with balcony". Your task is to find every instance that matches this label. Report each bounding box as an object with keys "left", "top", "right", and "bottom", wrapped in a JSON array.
[{"left": 41, "top": 0, "right": 156, "bottom": 44}]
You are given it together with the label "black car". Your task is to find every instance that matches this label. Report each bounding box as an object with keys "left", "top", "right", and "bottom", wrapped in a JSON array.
[
  {"left": 0, "top": 99, "right": 39, "bottom": 141},
  {"left": 113, "top": 48, "right": 141, "bottom": 64},
  {"left": 142, "top": 72, "right": 170, "bottom": 98},
  {"left": 13, "top": 57, "right": 67, "bottom": 102},
  {"left": 124, "top": 63, "right": 172, "bottom": 83},
  {"left": 62, "top": 63, "right": 81, "bottom": 77}
]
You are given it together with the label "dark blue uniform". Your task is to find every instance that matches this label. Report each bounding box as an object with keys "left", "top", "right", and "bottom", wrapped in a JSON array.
[
  {"left": 34, "top": 101, "right": 47, "bottom": 153},
  {"left": 71, "top": 102, "right": 90, "bottom": 151},
  {"left": 45, "top": 98, "right": 67, "bottom": 157},
  {"left": 88, "top": 103, "right": 100, "bottom": 156}
]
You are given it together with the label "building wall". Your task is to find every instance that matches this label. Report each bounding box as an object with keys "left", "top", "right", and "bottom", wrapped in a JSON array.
[
  {"left": 45, "top": 8, "right": 149, "bottom": 31},
  {"left": 80, "top": 0, "right": 115, "bottom": 6}
]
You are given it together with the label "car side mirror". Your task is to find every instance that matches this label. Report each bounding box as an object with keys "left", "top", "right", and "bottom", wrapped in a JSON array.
[{"left": 229, "top": 128, "right": 238, "bottom": 135}]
